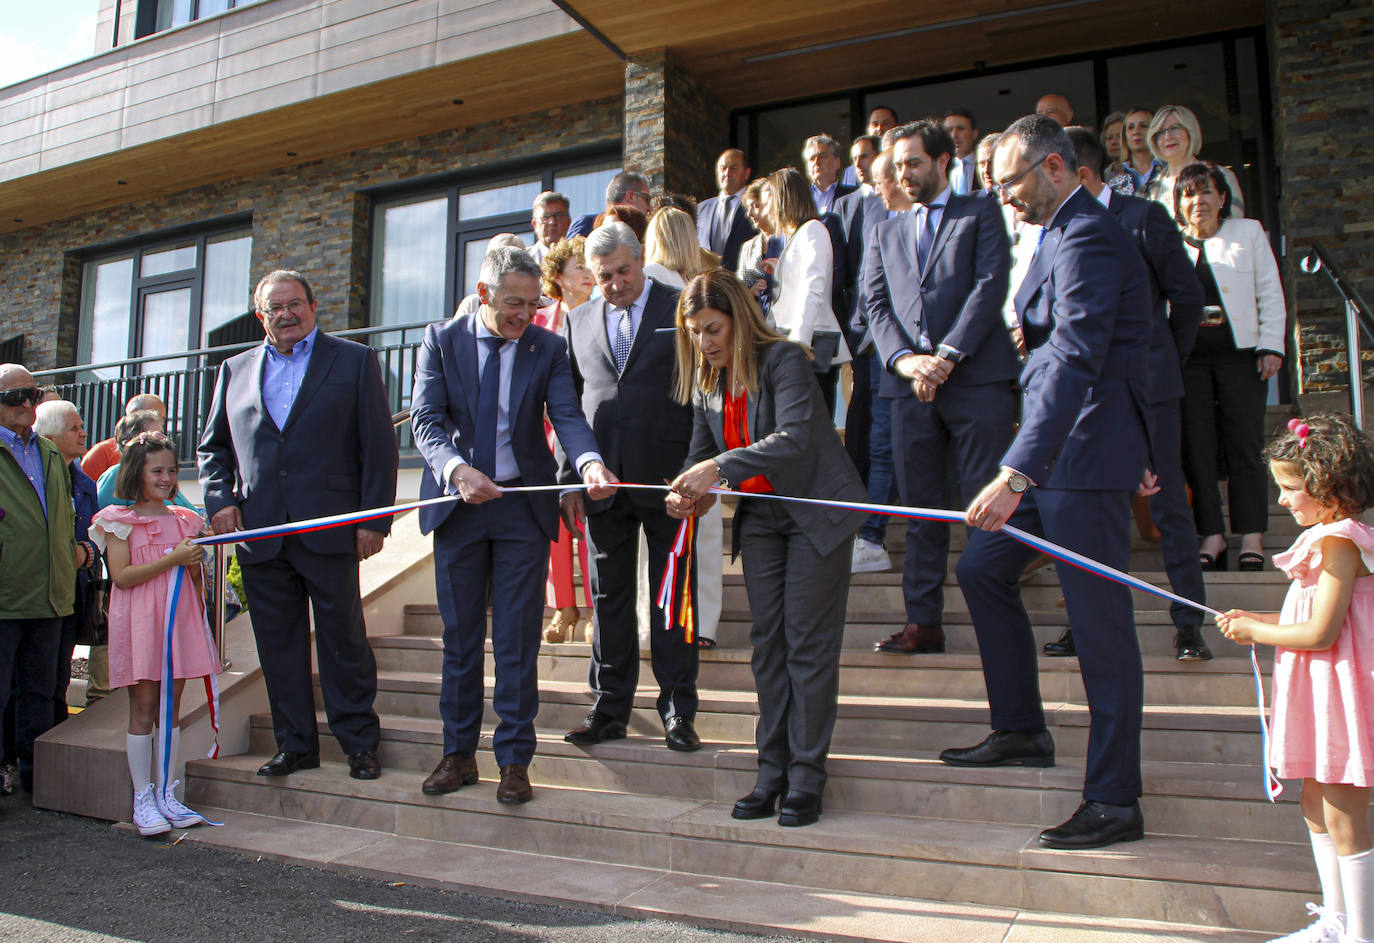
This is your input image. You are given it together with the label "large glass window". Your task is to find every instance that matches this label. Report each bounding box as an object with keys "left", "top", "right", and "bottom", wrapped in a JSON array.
[
  {"left": 77, "top": 223, "right": 253, "bottom": 381},
  {"left": 138, "top": 0, "right": 257, "bottom": 37}
]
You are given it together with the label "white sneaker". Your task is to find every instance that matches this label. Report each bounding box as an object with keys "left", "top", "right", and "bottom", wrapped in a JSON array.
[
  {"left": 1268, "top": 904, "right": 1345, "bottom": 943},
  {"left": 132, "top": 785, "right": 171, "bottom": 836},
  {"left": 851, "top": 538, "right": 891, "bottom": 573},
  {"left": 155, "top": 780, "right": 207, "bottom": 828}
]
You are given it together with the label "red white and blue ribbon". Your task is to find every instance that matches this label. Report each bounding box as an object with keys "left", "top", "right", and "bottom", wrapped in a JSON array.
[
  {"left": 193, "top": 481, "right": 1282, "bottom": 800},
  {"left": 159, "top": 560, "right": 222, "bottom": 825}
]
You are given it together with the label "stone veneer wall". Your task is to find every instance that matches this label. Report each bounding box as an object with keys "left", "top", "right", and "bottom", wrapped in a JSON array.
[
  {"left": 1268, "top": 0, "right": 1374, "bottom": 393},
  {"left": 0, "top": 96, "right": 622, "bottom": 372},
  {"left": 624, "top": 49, "right": 729, "bottom": 201}
]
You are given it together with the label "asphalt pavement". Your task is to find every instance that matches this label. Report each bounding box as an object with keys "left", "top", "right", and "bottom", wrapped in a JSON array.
[{"left": 0, "top": 791, "right": 796, "bottom": 943}]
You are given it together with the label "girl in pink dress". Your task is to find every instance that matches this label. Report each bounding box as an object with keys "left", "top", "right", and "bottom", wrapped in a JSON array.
[
  {"left": 1218, "top": 414, "right": 1374, "bottom": 943},
  {"left": 90, "top": 432, "right": 220, "bottom": 836}
]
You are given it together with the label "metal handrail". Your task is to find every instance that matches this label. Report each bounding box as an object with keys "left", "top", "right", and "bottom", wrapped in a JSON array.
[
  {"left": 1300, "top": 243, "right": 1374, "bottom": 427},
  {"left": 30, "top": 318, "right": 437, "bottom": 378}
]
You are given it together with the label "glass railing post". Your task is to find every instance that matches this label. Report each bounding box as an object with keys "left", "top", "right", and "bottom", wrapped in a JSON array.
[{"left": 1349, "top": 300, "right": 1365, "bottom": 430}]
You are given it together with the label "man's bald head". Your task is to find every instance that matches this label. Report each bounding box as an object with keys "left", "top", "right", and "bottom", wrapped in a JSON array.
[
  {"left": 0, "top": 363, "right": 31, "bottom": 387},
  {"left": 125, "top": 393, "right": 167, "bottom": 421},
  {"left": 1035, "top": 94, "right": 1074, "bottom": 127}
]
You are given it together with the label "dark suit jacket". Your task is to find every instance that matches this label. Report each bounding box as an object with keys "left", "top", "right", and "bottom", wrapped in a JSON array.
[
  {"left": 567, "top": 213, "right": 597, "bottom": 239},
  {"left": 1105, "top": 191, "right": 1204, "bottom": 404},
  {"left": 560, "top": 278, "right": 692, "bottom": 512},
  {"left": 198, "top": 331, "right": 399, "bottom": 563},
  {"left": 696, "top": 193, "right": 757, "bottom": 272},
  {"left": 835, "top": 191, "right": 890, "bottom": 344},
  {"left": 410, "top": 314, "right": 600, "bottom": 541},
  {"left": 685, "top": 341, "right": 866, "bottom": 557},
  {"left": 864, "top": 192, "right": 1016, "bottom": 398},
  {"left": 1004, "top": 187, "right": 1154, "bottom": 490}
]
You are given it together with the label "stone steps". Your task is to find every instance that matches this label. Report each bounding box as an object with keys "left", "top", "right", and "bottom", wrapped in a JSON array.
[
  {"left": 185, "top": 754, "right": 1311, "bottom": 935},
  {"left": 244, "top": 712, "right": 1305, "bottom": 845}
]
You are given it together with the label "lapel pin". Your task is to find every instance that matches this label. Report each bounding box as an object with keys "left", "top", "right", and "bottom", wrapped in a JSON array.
[{"left": 529, "top": 344, "right": 535, "bottom": 351}]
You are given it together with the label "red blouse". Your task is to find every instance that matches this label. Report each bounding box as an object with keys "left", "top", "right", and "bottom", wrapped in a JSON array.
[{"left": 722, "top": 387, "right": 774, "bottom": 493}]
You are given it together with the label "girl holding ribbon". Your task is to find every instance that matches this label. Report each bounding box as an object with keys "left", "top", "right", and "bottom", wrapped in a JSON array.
[
  {"left": 90, "top": 432, "right": 220, "bottom": 836},
  {"left": 1217, "top": 414, "right": 1374, "bottom": 943}
]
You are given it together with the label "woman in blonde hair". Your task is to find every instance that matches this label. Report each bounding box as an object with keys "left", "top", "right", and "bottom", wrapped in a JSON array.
[
  {"left": 666, "top": 270, "right": 865, "bottom": 828},
  {"left": 1144, "top": 104, "right": 1246, "bottom": 219},
  {"left": 644, "top": 207, "right": 719, "bottom": 288}
]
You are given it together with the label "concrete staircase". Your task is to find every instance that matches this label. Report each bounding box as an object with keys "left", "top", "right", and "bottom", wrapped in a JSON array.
[{"left": 180, "top": 494, "right": 1312, "bottom": 941}]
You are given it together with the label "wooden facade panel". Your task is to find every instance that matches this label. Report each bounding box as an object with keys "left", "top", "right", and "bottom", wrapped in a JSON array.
[
  {"left": 41, "top": 91, "right": 125, "bottom": 145},
  {"left": 320, "top": 0, "right": 437, "bottom": 40},
  {"left": 123, "top": 37, "right": 222, "bottom": 88},
  {"left": 317, "top": 19, "right": 439, "bottom": 76},
  {"left": 215, "top": 3, "right": 325, "bottom": 60},
  {"left": 436, "top": 10, "right": 579, "bottom": 62},
  {"left": 121, "top": 106, "right": 219, "bottom": 150},
  {"left": 38, "top": 131, "right": 125, "bottom": 171},
  {"left": 435, "top": 0, "right": 573, "bottom": 47},
  {"left": 212, "top": 73, "right": 321, "bottom": 123}
]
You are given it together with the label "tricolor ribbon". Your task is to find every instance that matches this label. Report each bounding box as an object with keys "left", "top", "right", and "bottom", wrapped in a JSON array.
[
  {"left": 159, "top": 559, "right": 222, "bottom": 826},
  {"left": 192, "top": 481, "right": 1280, "bottom": 800}
]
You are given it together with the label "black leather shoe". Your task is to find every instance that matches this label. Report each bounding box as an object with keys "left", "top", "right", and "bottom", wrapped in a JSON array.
[
  {"left": 348, "top": 750, "right": 381, "bottom": 780},
  {"left": 939, "top": 729, "right": 1055, "bottom": 768},
  {"left": 1038, "top": 799, "right": 1145, "bottom": 849},
  {"left": 1174, "top": 625, "right": 1213, "bottom": 662},
  {"left": 731, "top": 786, "right": 780, "bottom": 820},
  {"left": 1042, "top": 628, "right": 1076, "bottom": 657},
  {"left": 564, "top": 710, "right": 628, "bottom": 745},
  {"left": 664, "top": 716, "right": 701, "bottom": 752},
  {"left": 256, "top": 750, "right": 320, "bottom": 777},
  {"left": 421, "top": 753, "right": 479, "bottom": 795},
  {"left": 778, "top": 790, "right": 822, "bottom": 827}
]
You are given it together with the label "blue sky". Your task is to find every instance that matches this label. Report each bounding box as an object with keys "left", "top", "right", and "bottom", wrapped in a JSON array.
[{"left": 2, "top": 0, "right": 100, "bottom": 88}]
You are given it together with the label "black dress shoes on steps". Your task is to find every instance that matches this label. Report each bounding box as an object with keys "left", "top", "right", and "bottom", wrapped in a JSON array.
[
  {"left": 664, "top": 716, "right": 701, "bottom": 752},
  {"left": 939, "top": 729, "right": 1055, "bottom": 768},
  {"left": 564, "top": 711, "right": 628, "bottom": 745},
  {"left": 1174, "top": 624, "right": 1213, "bottom": 661},
  {"left": 257, "top": 751, "right": 320, "bottom": 777},
  {"left": 777, "top": 791, "right": 822, "bottom": 827},
  {"left": 1038, "top": 799, "right": 1145, "bottom": 849},
  {"left": 348, "top": 751, "right": 381, "bottom": 780},
  {"left": 1042, "top": 628, "right": 1076, "bottom": 657},
  {"left": 731, "top": 787, "right": 780, "bottom": 820}
]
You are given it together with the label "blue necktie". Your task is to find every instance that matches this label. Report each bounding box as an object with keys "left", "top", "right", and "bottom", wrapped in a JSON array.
[
  {"left": 474, "top": 335, "right": 504, "bottom": 478},
  {"left": 916, "top": 204, "right": 943, "bottom": 273},
  {"left": 612, "top": 307, "right": 633, "bottom": 372}
]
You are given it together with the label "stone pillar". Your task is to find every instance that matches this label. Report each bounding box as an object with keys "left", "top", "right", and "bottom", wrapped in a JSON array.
[
  {"left": 1268, "top": 0, "right": 1374, "bottom": 393},
  {"left": 624, "top": 49, "right": 729, "bottom": 200}
]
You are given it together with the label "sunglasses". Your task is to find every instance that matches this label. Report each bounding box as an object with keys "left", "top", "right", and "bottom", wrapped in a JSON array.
[{"left": 0, "top": 387, "right": 40, "bottom": 407}]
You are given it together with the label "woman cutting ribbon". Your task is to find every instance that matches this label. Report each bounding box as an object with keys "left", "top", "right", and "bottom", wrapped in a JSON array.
[{"left": 666, "top": 270, "right": 865, "bottom": 827}]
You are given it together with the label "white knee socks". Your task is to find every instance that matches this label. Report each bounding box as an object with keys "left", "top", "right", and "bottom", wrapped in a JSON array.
[
  {"left": 1339, "top": 847, "right": 1373, "bottom": 941},
  {"left": 126, "top": 733, "right": 153, "bottom": 792}
]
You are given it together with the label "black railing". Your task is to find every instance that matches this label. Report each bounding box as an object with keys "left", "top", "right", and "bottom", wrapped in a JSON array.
[
  {"left": 1300, "top": 242, "right": 1374, "bottom": 427},
  {"left": 32, "top": 321, "right": 433, "bottom": 463}
]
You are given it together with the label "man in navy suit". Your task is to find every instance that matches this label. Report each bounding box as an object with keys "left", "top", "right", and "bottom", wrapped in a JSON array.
[
  {"left": 567, "top": 172, "right": 652, "bottom": 239},
  {"left": 863, "top": 121, "right": 1016, "bottom": 655},
  {"left": 696, "top": 149, "right": 756, "bottom": 272},
  {"left": 949, "top": 116, "right": 1155, "bottom": 850},
  {"left": 410, "top": 248, "right": 617, "bottom": 803},
  {"left": 1040, "top": 128, "right": 1209, "bottom": 662},
  {"left": 199, "top": 270, "right": 399, "bottom": 781},
  {"left": 558, "top": 223, "right": 701, "bottom": 753}
]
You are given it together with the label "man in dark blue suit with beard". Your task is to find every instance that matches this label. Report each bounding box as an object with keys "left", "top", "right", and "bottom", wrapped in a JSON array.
[
  {"left": 948, "top": 116, "right": 1155, "bottom": 850},
  {"left": 410, "top": 247, "right": 617, "bottom": 804}
]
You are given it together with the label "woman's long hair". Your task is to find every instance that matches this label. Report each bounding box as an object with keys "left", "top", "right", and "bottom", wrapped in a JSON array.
[
  {"left": 672, "top": 270, "right": 797, "bottom": 404},
  {"left": 645, "top": 207, "right": 718, "bottom": 281},
  {"left": 766, "top": 167, "right": 818, "bottom": 236}
]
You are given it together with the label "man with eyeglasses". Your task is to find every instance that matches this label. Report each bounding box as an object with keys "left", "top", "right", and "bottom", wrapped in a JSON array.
[
  {"left": 528, "top": 191, "right": 571, "bottom": 265},
  {"left": 0, "top": 364, "right": 76, "bottom": 795},
  {"left": 949, "top": 115, "right": 1154, "bottom": 851},
  {"left": 567, "top": 171, "right": 653, "bottom": 239},
  {"left": 199, "top": 270, "right": 398, "bottom": 783}
]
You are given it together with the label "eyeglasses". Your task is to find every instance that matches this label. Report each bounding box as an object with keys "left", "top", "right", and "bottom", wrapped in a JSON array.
[
  {"left": 989, "top": 153, "right": 1051, "bottom": 198},
  {"left": 261, "top": 299, "right": 310, "bottom": 317},
  {"left": 1154, "top": 124, "right": 1187, "bottom": 141},
  {"left": 0, "top": 387, "right": 41, "bottom": 407}
]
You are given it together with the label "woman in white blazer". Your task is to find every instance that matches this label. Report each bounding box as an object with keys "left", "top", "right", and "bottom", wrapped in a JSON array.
[
  {"left": 1176, "top": 163, "right": 1286, "bottom": 572},
  {"left": 765, "top": 167, "right": 851, "bottom": 417}
]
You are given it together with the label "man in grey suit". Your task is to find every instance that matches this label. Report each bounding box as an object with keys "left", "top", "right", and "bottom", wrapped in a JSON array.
[
  {"left": 864, "top": 121, "right": 1017, "bottom": 656},
  {"left": 199, "top": 270, "right": 398, "bottom": 781},
  {"left": 559, "top": 222, "right": 701, "bottom": 753}
]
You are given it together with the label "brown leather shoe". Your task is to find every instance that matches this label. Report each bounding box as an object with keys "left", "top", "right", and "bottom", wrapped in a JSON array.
[
  {"left": 421, "top": 753, "right": 478, "bottom": 795},
  {"left": 496, "top": 764, "right": 533, "bottom": 804},
  {"left": 875, "top": 623, "right": 945, "bottom": 654}
]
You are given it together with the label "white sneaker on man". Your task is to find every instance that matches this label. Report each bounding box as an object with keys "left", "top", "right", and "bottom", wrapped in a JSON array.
[
  {"left": 132, "top": 784, "right": 171, "bottom": 836},
  {"left": 1268, "top": 904, "right": 1345, "bottom": 943},
  {"left": 851, "top": 538, "right": 891, "bottom": 573}
]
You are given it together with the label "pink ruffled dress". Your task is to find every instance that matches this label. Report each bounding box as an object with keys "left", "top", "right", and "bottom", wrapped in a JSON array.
[
  {"left": 1270, "top": 518, "right": 1374, "bottom": 787},
  {"left": 90, "top": 505, "right": 221, "bottom": 688}
]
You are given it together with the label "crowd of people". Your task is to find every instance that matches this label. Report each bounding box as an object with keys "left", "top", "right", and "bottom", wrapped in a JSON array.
[{"left": 8, "top": 90, "right": 1369, "bottom": 943}]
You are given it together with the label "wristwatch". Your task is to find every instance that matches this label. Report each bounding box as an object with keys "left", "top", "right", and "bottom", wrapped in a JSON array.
[{"left": 1004, "top": 470, "right": 1030, "bottom": 494}]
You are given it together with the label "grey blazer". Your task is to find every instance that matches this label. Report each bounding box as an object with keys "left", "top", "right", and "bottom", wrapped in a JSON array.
[{"left": 685, "top": 340, "right": 866, "bottom": 557}]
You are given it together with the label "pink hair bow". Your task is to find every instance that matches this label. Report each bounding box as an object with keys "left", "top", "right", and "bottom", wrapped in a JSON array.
[{"left": 1288, "top": 417, "right": 1310, "bottom": 449}]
